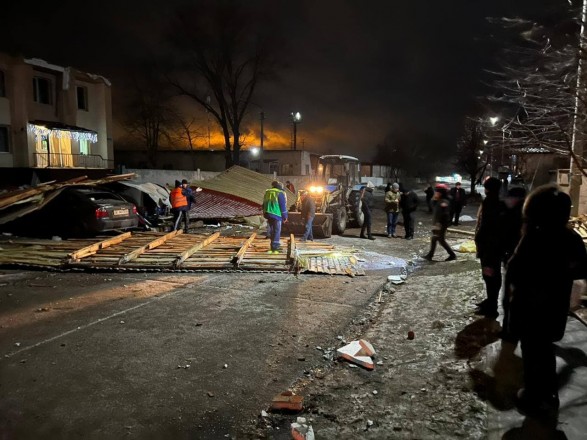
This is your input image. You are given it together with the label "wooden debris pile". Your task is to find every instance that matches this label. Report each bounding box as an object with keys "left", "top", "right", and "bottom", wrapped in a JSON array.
[
  {"left": 570, "top": 215, "right": 587, "bottom": 241},
  {"left": 0, "top": 232, "right": 364, "bottom": 276},
  {"left": 291, "top": 236, "right": 365, "bottom": 277},
  {"left": 0, "top": 173, "right": 136, "bottom": 226}
]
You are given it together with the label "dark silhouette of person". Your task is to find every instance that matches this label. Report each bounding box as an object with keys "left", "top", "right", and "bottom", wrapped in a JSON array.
[
  {"left": 399, "top": 185, "right": 418, "bottom": 240},
  {"left": 500, "top": 185, "right": 527, "bottom": 342},
  {"left": 504, "top": 184, "right": 587, "bottom": 417},
  {"left": 423, "top": 184, "right": 456, "bottom": 261},
  {"left": 360, "top": 182, "right": 375, "bottom": 240},
  {"left": 449, "top": 181, "right": 466, "bottom": 225},
  {"left": 299, "top": 190, "right": 315, "bottom": 242},
  {"left": 424, "top": 183, "right": 434, "bottom": 213},
  {"left": 474, "top": 177, "right": 506, "bottom": 318}
]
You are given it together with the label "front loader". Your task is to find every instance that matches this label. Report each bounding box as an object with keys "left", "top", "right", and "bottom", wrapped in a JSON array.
[{"left": 283, "top": 155, "right": 365, "bottom": 239}]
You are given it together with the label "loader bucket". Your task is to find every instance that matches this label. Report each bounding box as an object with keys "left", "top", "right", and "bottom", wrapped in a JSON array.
[{"left": 282, "top": 212, "right": 333, "bottom": 239}]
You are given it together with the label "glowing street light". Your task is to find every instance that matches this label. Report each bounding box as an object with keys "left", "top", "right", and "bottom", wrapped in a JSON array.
[
  {"left": 291, "top": 111, "right": 302, "bottom": 150},
  {"left": 250, "top": 147, "right": 260, "bottom": 156},
  {"left": 489, "top": 116, "right": 500, "bottom": 126}
]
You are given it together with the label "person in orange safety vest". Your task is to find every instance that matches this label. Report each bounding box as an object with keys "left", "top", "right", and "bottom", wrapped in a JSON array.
[{"left": 170, "top": 180, "right": 190, "bottom": 232}]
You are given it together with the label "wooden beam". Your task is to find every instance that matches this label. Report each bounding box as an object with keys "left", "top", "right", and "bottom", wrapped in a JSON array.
[
  {"left": 173, "top": 232, "right": 221, "bottom": 268},
  {"left": 288, "top": 234, "right": 296, "bottom": 263},
  {"left": 446, "top": 228, "right": 475, "bottom": 236},
  {"left": 117, "top": 230, "right": 182, "bottom": 265},
  {"left": 232, "top": 232, "right": 257, "bottom": 267},
  {"left": 68, "top": 232, "right": 133, "bottom": 262}
]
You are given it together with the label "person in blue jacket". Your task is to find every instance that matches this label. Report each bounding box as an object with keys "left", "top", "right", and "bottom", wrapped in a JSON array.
[{"left": 263, "top": 181, "right": 289, "bottom": 253}]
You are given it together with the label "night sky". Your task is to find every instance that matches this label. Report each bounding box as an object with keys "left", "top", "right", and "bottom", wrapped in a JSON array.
[{"left": 1, "top": 0, "right": 564, "bottom": 161}]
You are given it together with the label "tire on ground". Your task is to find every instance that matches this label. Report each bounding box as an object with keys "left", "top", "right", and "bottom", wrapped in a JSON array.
[
  {"left": 332, "top": 206, "right": 347, "bottom": 235},
  {"left": 348, "top": 190, "right": 364, "bottom": 227}
]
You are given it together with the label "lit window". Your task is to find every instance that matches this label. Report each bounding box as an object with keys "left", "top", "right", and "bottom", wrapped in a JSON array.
[
  {"left": 77, "top": 86, "right": 88, "bottom": 110},
  {"left": 79, "top": 139, "right": 90, "bottom": 155},
  {"left": 0, "top": 126, "right": 9, "bottom": 153},
  {"left": 33, "top": 77, "right": 52, "bottom": 104}
]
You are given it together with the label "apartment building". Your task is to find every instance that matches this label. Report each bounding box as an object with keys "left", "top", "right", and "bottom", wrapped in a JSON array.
[{"left": 0, "top": 53, "right": 113, "bottom": 170}]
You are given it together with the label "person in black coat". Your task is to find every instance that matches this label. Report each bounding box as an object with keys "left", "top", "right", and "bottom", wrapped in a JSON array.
[
  {"left": 399, "top": 186, "right": 419, "bottom": 240},
  {"left": 504, "top": 185, "right": 587, "bottom": 417},
  {"left": 423, "top": 184, "right": 456, "bottom": 261},
  {"left": 424, "top": 183, "right": 434, "bottom": 213},
  {"left": 360, "top": 182, "right": 375, "bottom": 240},
  {"left": 300, "top": 191, "right": 316, "bottom": 242},
  {"left": 449, "top": 182, "right": 466, "bottom": 225},
  {"left": 474, "top": 177, "right": 507, "bottom": 318}
]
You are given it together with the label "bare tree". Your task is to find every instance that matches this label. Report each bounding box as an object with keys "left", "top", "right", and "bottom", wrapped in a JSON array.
[
  {"left": 456, "top": 120, "right": 485, "bottom": 194},
  {"left": 484, "top": 8, "right": 587, "bottom": 181},
  {"left": 167, "top": 0, "right": 281, "bottom": 169},
  {"left": 166, "top": 108, "right": 207, "bottom": 170}
]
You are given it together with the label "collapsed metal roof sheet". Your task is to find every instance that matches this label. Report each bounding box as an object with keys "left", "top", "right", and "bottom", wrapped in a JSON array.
[
  {"left": 189, "top": 191, "right": 261, "bottom": 219},
  {"left": 194, "top": 166, "right": 295, "bottom": 205}
]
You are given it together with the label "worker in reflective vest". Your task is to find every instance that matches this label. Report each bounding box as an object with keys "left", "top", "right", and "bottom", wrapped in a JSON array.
[
  {"left": 170, "top": 180, "right": 189, "bottom": 232},
  {"left": 263, "top": 181, "right": 288, "bottom": 253}
]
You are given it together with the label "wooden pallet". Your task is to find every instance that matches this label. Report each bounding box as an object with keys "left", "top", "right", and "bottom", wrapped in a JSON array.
[{"left": 0, "top": 231, "right": 362, "bottom": 275}]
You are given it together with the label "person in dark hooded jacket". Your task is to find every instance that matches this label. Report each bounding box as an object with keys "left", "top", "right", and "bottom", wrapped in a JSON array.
[
  {"left": 360, "top": 182, "right": 375, "bottom": 240},
  {"left": 504, "top": 184, "right": 587, "bottom": 417},
  {"left": 423, "top": 184, "right": 456, "bottom": 261},
  {"left": 474, "top": 177, "right": 507, "bottom": 318},
  {"left": 399, "top": 185, "right": 419, "bottom": 239}
]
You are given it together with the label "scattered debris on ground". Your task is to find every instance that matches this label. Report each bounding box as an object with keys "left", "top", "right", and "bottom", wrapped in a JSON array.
[
  {"left": 270, "top": 390, "right": 304, "bottom": 412},
  {"left": 336, "top": 339, "right": 376, "bottom": 370}
]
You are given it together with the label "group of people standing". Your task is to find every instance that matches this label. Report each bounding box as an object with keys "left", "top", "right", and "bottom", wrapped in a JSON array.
[
  {"left": 383, "top": 183, "right": 418, "bottom": 240},
  {"left": 471, "top": 177, "right": 586, "bottom": 418}
]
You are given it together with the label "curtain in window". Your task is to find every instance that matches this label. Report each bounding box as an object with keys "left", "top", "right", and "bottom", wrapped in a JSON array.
[{"left": 49, "top": 133, "right": 73, "bottom": 167}]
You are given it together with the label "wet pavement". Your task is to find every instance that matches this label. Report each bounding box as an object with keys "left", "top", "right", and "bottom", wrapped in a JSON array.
[
  {"left": 481, "top": 307, "right": 587, "bottom": 440},
  {"left": 1, "top": 188, "right": 586, "bottom": 439}
]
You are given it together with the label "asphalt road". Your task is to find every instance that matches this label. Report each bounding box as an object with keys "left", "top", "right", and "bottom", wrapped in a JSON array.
[
  {"left": 0, "top": 260, "right": 388, "bottom": 439},
  {"left": 0, "top": 186, "right": 464, "bottom": 439}
]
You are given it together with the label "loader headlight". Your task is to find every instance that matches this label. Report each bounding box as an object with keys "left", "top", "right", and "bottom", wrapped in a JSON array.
[{"left": 309, "top": 186, "right": 324, "bottom": 193}]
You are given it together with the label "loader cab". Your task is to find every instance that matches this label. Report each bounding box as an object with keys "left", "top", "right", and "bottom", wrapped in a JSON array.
[{"left": 319, "top": 155, "right": 361, "bottom": 190}]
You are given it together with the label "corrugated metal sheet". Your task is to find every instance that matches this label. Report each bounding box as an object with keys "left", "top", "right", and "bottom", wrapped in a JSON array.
[
  {"left": 189, "top": 191, "right": 261, "bottom": 219},
  {"left": 194, "top": 166, "right": 295, "bottom": 205}
]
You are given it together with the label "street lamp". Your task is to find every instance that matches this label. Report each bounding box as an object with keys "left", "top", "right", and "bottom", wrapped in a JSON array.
[
  {"left": 291, "top": 111, "right": 302, "bottom": 150},
  {"left": 489, "top": 116, "right": 500, "bottom": 126}
]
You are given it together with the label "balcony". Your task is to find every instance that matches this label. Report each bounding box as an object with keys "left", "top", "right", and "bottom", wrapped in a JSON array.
[{"left": 33, "top": 152, "right": 114, "bottom": 169}]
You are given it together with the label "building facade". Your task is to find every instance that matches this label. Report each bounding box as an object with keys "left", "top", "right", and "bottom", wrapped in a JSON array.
[{"left": 0, "top": 53, "right": 113, "bottom": 170}]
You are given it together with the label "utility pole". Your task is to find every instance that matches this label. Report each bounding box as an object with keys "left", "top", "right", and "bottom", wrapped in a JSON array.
[
  {"left": 259, "top": 111, "right": 265, "bottom": 173},
  {"left": 259, "top": 111, "right": 264, "bottom": 152},
  {"left": 291, "top": 111, "right": 302, "bottom": 150},
  {"left": 570, "top": 0, "right": 587, "bottom": 215},
  {"left": 206, "top": 96, "right": 211, "bottom": 149}
]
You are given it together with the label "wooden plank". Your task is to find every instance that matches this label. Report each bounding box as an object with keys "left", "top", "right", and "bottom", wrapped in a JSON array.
[
  {"left": 288, "top": 234, "right": 296, "bottom": 263},
  {"left": 173, "top": 232, "right": 220, "bottom": 269},
  {"left": 172, "top": 232, "right": 221, "bottom": 268},
  {"left": 117, "top": 230, "right": 183, "bottom": 265},
  {"left": 446, "top": 228, "right": 475, "bottom": 236},
  {"left": 232, "top": 232, "right": 257, "bottom": 267},
  {"left": 68, "top": 232, "right": 133, "bottom": 262}
]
